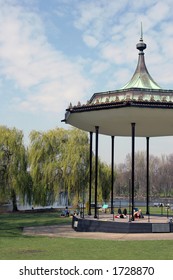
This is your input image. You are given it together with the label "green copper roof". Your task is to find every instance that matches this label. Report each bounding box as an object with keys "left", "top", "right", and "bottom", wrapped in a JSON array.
[{"left": 121, "top": 36, "right": 161, "bottom": 90}]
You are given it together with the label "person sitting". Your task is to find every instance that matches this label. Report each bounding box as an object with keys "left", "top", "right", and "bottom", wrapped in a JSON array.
[
  {"left": 123, "top": 208, "right": 127, "bottom": 216},
  {"left": 139, "top": 209, "right": 144, "bottom": 218},
  {"left": 134, "top": 211, "right": 139, "bottom": 218},
  {"left": 134, "top": 209, "right": 144, "bottom": 219},
  {"left": 64, "top": 206, "right": 69, "bottom": 217},
  {"left": 118, "top": 208, "right": 122, "bottom": 214}
]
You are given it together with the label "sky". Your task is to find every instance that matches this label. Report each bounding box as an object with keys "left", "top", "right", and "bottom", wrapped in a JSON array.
[{"left": 1, "top": 0, "right": 173, "bottom": 164}]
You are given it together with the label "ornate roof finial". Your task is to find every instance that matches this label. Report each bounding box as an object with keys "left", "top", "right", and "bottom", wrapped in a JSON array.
[{"left": 137, "top": 22, "right": 146, "bottom": 52}]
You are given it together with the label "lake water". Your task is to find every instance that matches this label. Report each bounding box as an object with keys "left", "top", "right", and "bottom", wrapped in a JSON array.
[{"left": 1, "top": 198, "right": 172, "bottom": 212}]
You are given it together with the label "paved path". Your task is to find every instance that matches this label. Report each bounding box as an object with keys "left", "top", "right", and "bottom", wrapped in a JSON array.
[{"left": 23, "top": 224, "right": 173, "bottom": 241}]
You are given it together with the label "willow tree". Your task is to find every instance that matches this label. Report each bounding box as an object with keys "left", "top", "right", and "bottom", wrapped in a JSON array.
[
  {"left": 28, "top": 128, "right": 65, "bottom": 206},
  {"left": 28, "top": 128, "right": 90, "bottom": 206},
  {"left": 0, "top": 126, "right": 31, "bottom": 211},
  {"left": 98, "top": 161, "right": 111, "bottom": 203},
  {"left": 61, "top": 128, "right": 90, "bottom": 205}
]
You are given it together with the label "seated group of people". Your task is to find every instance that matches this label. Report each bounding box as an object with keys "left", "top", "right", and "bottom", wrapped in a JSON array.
[
  {"left": 61, "top": 207, "right": 80, "bottom": 217},
  {"left": 115, "top": 208, "right": 144, "bottom": 219},
  {"left": 115, "top": 208, "right": 128, "bottom": 218}
]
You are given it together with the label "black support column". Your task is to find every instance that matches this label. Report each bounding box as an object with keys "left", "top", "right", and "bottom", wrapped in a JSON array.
[
  {"left": 88, "top": 132, "right": 93, "bottom": 215},
  {"left": 94, "top": 126, "right": 99, "bottom": 219},
  {"left": 146, "top": 137, "right": 150, "bottom": 215},
  {"left": 131, "top": 123, "right": 136, "bottom": 221},
  {"left": 111, "top": 136, "right": 115, "bottom": 214}
]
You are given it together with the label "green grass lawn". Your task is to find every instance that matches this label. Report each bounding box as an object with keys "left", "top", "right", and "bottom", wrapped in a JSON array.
[{"left": 0, "top": 211, "right": 173, "bottom": 260}]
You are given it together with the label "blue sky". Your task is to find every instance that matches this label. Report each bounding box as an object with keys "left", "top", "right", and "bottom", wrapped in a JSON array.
[{"left": 1, "top": 0, "right": 173, "bottom": 164}]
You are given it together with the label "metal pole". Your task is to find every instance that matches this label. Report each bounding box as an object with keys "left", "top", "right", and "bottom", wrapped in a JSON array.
[
  {"left": 146, "top": 137, "right": 150, "bottom": 215},
  {"left": 82, "top": 183, "right": 85, "bottom": 219},
  {"left": 131, "top": 123, "right": 136, "bottom": 221},
  {"left": 111, "top": 136, "right": 115, "bottom": 214},
  {"left": 94, "top": 126, "right": 99, "bottom": 219},
  {"left": 88, "top": 132, "right": 93, "bottom": 215},
  {"left": 129, "top": 178, "right": 131, "bottom": 222}
]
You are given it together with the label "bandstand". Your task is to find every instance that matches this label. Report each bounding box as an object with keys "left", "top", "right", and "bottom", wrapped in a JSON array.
[{"left": 62, "top": 32, "right": 173, "bottom": 233}]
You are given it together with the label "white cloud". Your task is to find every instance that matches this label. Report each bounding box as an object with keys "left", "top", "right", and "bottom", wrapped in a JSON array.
[
  {"left": 147, "top": 2, "right": 171, "bottom": 23},
  {"left": 0, "top": 1, "right": 91, "bottom": 114},
  {"left": 100, "top": 43, "right": 125, "bottom": 65},
  {"left": 83, "top": 34, "right": 99, "bottom": 48},
  {"left": 74, "top": 0, "right": 129, "bottom": 46},
  {"left": 90, "top": 61, "right": 109, "bottom": 75},
  {"left": 107, "top": 68, "right": 132, "bottom": 90}
]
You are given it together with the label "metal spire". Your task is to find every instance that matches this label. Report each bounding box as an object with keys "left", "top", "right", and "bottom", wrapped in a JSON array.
[{"left": 140, "top": 22, "right": 143, "bottom": 41}]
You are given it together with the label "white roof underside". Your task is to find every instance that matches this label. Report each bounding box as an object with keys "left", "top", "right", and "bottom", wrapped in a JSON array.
[{"left": 66, "top": 106, "right": 173, "bottom": 137}]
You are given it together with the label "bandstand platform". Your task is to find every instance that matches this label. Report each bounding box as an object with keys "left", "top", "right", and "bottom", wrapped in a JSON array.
[{"left": 72, "top": 214, "right": 173, "bottom": 234}]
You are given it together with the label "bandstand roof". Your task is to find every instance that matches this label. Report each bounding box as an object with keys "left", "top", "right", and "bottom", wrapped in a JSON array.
[{"left": 63, "top": 34, "right": 173, "bottom": 137}]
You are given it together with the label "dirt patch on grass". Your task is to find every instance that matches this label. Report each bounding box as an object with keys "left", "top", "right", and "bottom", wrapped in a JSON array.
[{"left": 23, "top": 224, "right": 173, "bottom": 241}]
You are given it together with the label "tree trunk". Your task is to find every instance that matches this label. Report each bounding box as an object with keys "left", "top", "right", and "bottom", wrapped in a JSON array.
[{"left": 11, "top": 189, "right": 18, "bottom": 212}]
